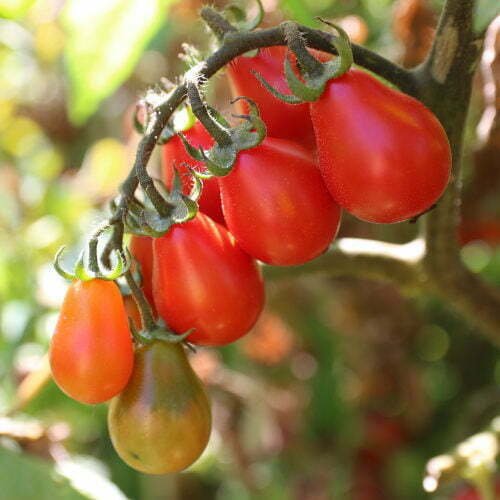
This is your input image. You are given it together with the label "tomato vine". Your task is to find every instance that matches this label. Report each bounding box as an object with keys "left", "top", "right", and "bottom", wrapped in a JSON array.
[{"left": 55, "top": 1, "right": 499, "bottom": 353}]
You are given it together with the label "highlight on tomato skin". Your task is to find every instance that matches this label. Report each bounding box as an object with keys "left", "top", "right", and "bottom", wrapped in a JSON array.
[
  {"left": 108, "top": 340, "right": 211, "bottom": 475},
  {"left": 310, "top": 68, "right": 452, "bottom": 224},
  {"left": 161, "top": 120, "right": 225, "bottom": 226},
  {"left": 219, "top": 137, "right": 342, "bottom": 266},
  {"left": 49, "top": 279, "right": 134, "bottom": 405},
  {"left": 226, "top": 46, "right": 330, "bottom": 151},
  {"left": 152, "top": 212, "right": 265, "bottom": 346}
]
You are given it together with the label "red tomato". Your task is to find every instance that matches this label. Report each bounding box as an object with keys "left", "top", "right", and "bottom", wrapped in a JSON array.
[
  {"left": 219, "top": 137, "right": 341, "bottom": 265},
  {"left": 152, "top": 212, "right": 264, "bottom": 346},
  {"left": 226, "top": 46, "right": 329, "bottom": 151},
  {"left": 310, "top": 68, "right": 451, "bottom": 223},
  {"left": 162, "top": 121, "right": 225, "bottom": 226},
  {"left": 130, "top": 235, "right": 154, "bottom": 306},
  {"left": 49, "top": 279, "right": 134, "bottom": 404}
]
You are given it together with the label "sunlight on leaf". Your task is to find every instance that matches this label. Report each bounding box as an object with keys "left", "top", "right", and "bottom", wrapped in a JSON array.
[{"left": 63, "top": 0, "right": 176, "bottom": 125}]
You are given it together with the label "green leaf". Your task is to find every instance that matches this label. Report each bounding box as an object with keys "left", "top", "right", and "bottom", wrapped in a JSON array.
[
  {"left": 0, "top": 446, "right": 87, "bottom": 500},
  {"left": 474, "top": 0, "right": 500, "bottom": 33},
  {"left": 0, "top": 0, "right": 35, "bottom": 19},
  {"left": 63, "top": 0, "right": 175, "bottom": 125}
]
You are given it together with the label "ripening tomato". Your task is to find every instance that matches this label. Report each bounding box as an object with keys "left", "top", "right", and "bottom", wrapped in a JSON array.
[
  {"left": 50, "top": 279, "right": 134, "bottom": 404},
  {"left": 310, "top": 68, "right": 451, "bottom": 223},
  {"left": 162, "top": 121, "right": 225, "bottom": 225},
  {"left": 153, "top": 212, "right": 264, "bottom": 346},
  {"left": 130, "top": 235, "right": 154, "bottom": 306},
  {"left": 227, "top": 46, "right": 329, "bottom": 151},
  {"left": 219, "top": 137, "right": 341, "bottom": 265},
  {"left": 108, "top": 340, "right": 211, "bottom": 474}
]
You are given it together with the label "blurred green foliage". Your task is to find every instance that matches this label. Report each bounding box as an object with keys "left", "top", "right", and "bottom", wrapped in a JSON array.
[
  {"left": 0, "top": 0, "right": 499, "bottom": 499},
  {"left": 63, "top": 0, "right": 177, "bottom": 125}
]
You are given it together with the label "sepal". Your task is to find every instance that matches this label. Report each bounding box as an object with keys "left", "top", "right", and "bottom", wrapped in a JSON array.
[
  {"left": 120, "top": 170, "right": 200, "bottom": 237},
  {"left": 255, "top": 21, "right": 353, "bottom": 103},
  {"left": 53, "top": 240, "right": 131, "bottom": 282}
]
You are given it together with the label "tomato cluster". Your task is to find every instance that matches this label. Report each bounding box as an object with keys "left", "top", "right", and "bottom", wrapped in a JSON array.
[{"left": 49, "top": 42, "right": 451, "bottom": 476}]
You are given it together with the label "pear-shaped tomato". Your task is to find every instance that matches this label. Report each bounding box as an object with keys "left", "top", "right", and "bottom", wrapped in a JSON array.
[
  {"left": 130, "top": 235, "right": 154, "bottom": 305},
  {"left": 310, "top": 68, "right": 451, "bottom": 223},
  {"left": 50, "top": 279, "right": 134, "bottom": 404},
  {"left": 227, "top": 46, "right": 322, "bottom": 150},
  {"left": 108, "top": 341, "right": 211, "bottom": 474},
  {"left": 162, "top": 121, "right": 225, "bottom": 226},
  {"left": 153, "top": 213, "right": 264, "bottom": 346},
  {"left": 219, "top": 137, "right": 341, "bottom": 266}
]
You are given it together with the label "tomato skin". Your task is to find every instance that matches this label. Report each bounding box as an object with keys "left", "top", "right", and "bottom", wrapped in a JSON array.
[
  {"left": 162, "top": 121, "right": 225, "bottom": 226},
  {"left": 108, "top": 341, "right": 211, "bottom": 474},
  {"left": 130, "top": 235, "right": 154, "bottom": 306},
  {"left": 219, "top": 137, "right": 341, "bottom": 266},
  {"left": 310, "top": 68, "right": 451, "bottom": 223},
  {"left": 152, "top": 212, "right": 264, "bottom": 346},
  {"left": 49, "top": 279, "right": 134, "bottom": 404},
  {"left": 227, "top": 46, "right": 323, "bottom": 150}
]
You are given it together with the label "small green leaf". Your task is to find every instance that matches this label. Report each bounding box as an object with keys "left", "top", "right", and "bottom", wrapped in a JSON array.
[{"left": 63, "top": 0, "right": 175, "bottom": 125}]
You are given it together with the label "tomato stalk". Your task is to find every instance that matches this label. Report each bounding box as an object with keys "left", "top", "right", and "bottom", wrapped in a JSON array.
[
  {"left": 123, "top": 269, "right": 156, "bottom": 333},
  {"left": 282, "top": 21, "right": 324, "bottom": 79},
  {"left": 181, "top": 81, "right": 266, "bottom": 176},
  {"left": 186, "top": 81, "right": 233, "bottom": 147}
]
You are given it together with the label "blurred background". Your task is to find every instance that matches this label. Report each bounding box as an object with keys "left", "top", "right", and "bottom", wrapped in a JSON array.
[{"left": 0, "top": 0, "right": 499, "bottom": 498}]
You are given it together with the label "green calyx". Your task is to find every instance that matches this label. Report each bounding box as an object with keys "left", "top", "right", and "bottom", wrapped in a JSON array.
[
  {"left": 119, "top": 169, "right": 201, "bottom": 238},
  {"left": 255, "top": 20, "right": 354, "bottom": 104},
  {"left": 181, "top": 81, "right": 266, "bottom": 176},
  {"left": 132, "top": 319, "right": 194, "bottom": 347},
  {"left": 54, "top": 237, "right": 131, "bottom": 283}
]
